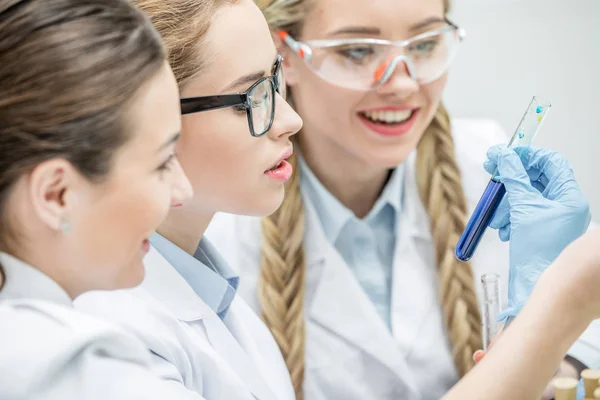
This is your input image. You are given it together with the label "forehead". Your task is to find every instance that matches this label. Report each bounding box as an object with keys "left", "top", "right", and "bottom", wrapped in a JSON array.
[
  {"left": 305, "top": 0, "right": 446, "bottom": 38},
  {"left": 181, "top": 0, "right": 277, "bottom": 96}
]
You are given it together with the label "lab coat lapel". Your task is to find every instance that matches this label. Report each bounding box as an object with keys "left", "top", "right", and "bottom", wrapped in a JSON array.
[
  {"left": 143, "top": 246, "right": 277, "bottom": 400},
  {"left": 202, "top": 308, "right": 277, "bottom": 400},
  {"left": 302, "top": 193, "right": 420, "bottom": 396},
  {"left": 391, "top": 152, "right": 440, "bottom": 352}
]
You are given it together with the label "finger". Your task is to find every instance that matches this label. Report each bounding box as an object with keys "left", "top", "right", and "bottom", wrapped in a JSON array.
[
  {"left": 473, "top": 350, "right": 485, "bottom": 363},
  {"left": 494, "top": 148, "right": 540, "bottom": 203},
  {"left": 498, "top": 225, "right": 511, "bottom": 242},
  {"left": 489, "top": 197, "right": 510, "bottom": 230},
  {"left": 513, "top": 146, "right": 572, "bottom": 178},
  {"left": 513, "top": 146, "right": 581, "bottom": 199},
  {"left": 483, "top": 144, "right": 510, "bottom": 176}
]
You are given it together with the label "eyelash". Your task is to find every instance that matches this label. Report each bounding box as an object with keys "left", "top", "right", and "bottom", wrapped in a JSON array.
[
  {"left": 158, "top": 154, "right": 176, "bottom": 173},
  {"left": 233, "top": 104, "right": 247, "bottom": 114}
]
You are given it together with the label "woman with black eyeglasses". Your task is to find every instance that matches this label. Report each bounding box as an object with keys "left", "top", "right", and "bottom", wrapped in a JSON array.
[{"left": 75, "top": 0, "right": 302, "bottom": 399}]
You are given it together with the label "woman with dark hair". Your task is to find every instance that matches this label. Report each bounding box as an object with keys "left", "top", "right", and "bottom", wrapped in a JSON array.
[{"left": 0, "top": 0, "right": 201, "bottom": 398}]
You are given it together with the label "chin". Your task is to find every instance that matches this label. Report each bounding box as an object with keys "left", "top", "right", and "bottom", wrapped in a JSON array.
[
  {"left": 362, "top": 146, "right": 415, "bottom": 170},
  {"left": 240, "top": 190, "right": 285, "bottom": 217}
]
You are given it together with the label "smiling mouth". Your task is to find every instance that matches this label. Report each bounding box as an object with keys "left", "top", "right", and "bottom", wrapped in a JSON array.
[{"left": 360, "top": 109, "right": 415, "bottom": 125}]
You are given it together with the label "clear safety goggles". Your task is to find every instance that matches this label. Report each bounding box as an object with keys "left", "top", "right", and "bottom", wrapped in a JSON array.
[{"left": 278, "top": 19, "right": 465, "bottom": 91}]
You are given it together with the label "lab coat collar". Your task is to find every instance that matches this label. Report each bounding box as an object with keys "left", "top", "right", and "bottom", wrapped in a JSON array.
[
  {"left": 302, "top": 150, "right": 431, "bottom": 267},
  {"left": 141, "top": 245, "right": 213, "bottom": 322},
  {"left": 298, "top": 153, "right": 404, "bottom": 244},
  {"left": 0, "top": 252, "right": 72, "bottom": 307},
  {"left": 149, "top": 233, "right": 239, "bottom": 318}
]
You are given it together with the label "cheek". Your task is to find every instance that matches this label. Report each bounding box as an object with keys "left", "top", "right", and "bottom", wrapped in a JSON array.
[
  {"left": 416, "top": 75, "right": 448, "bottom": 127},
  {"left": 422, "top": 74, "right": 447, "bottom": 108},
  {"left": 75, "top": 178, "right": 170, "bottom": 287},
  {"left": 292, "top": 70, "right": 363, "bottom": 136},
  {"left": 178, "top": 113, "right": 265, "bottom": 200}
]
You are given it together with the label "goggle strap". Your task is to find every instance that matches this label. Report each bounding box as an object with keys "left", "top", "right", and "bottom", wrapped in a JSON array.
[{"left": 277, "top": 30, "right": 312, "bottom": 61}]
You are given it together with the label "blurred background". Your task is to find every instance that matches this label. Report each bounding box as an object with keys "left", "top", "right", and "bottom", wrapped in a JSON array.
[{"left": 445, "top": 0, "right": 600, "bottom": 217}]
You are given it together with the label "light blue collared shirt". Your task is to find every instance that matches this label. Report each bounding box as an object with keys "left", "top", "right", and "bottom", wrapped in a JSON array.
[
  {"left": 149, "top": 233, "right": 239, "bottom": 319},
  {"left": 299, "top": 155, "right": 403, "bottom": 330}
]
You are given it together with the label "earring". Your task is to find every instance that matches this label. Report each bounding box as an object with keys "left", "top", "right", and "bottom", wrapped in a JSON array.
[{"left": 60, "top": 218, "right": 70, "bottom": 233}]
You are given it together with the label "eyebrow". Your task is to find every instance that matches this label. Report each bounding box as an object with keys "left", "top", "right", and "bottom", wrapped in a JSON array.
[
  {"left": 158, "top": 132, "right": 180, "bottom": 152},
  {"left": 222, "top": 54, "right": 279, "bottom": 93},
  {"left": 409, "top": 17, "right": 446, "bottom": 32},
  {"left": 328, "top": 17, "right": 447, "bottom": 37}
]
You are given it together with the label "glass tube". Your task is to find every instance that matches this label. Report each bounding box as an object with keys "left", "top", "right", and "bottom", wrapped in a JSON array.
[
  {"left": 481, "top": 273, "right": 502, "bottom": 350},
  {"left": 455, "top": 96, "right": 552, "bottom": 262}
]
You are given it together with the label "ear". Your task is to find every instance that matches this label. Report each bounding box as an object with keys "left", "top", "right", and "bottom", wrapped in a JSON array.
[
  {"left": 28, "top": 159, "right": 80, "bottom": 231},
  {"left": 271, "top": 30, "right": 300, "bottom": 87}
]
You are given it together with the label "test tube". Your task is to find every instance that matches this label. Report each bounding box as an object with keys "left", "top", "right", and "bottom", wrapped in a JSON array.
[
  {"left": 455, "top": 96, "right": 552, "bottom": 262},
  {"left": 481, "top": 273, "right": 502, "bottom": 350}
]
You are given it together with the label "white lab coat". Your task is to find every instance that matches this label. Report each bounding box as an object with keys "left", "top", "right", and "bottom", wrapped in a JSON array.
[
  {"left": 205, "top": 118, "right": 600, "bottom": 400},
  {"left": 75, "top": 243, "right": 295, "bottom": 400},
  {"left": 0, "top": 252, "right": 204, "bottom": 400}
]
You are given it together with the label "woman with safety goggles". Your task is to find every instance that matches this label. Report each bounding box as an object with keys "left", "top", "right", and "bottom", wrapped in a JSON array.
[{"left": 205, "top": 0, "right": 599, "bottom": 399}]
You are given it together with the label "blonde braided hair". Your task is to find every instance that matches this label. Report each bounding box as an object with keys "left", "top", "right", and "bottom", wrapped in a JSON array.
[
  {"left": 259, "top": 152, "right": 307, "bottom": 398},
  {"left": 257, "top": 0, "right": 482, "bottom": 396},
  {"left": 416, "top": 104, "right": 482, "bottom": 376}
]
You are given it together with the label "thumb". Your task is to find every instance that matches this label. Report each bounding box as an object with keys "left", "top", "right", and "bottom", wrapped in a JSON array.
[{"left": 494, "top": 148, "right": 540, "bottom": 203}]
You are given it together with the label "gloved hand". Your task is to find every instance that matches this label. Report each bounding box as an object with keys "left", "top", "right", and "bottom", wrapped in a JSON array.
[{"left": 483, "top": 145, "right": 591, "bottom": 320}]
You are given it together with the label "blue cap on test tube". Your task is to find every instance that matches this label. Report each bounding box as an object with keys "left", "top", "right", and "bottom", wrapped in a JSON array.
[{"left": 454, "top": 96, "right": 552, "bottom": 262}]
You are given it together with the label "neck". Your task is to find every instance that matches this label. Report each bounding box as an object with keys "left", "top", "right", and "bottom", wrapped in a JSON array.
[
  {"left": 7, "top": 239, "right": 78, "bottom": 299},
  {"left": 299, "top": 136, "right": 390, "bottom": 219},
  {"left": 157, "top": 205, "right": 214, "bottom": 255}
]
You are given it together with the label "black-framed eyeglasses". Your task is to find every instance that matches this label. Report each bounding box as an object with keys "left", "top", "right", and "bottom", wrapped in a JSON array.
[{"left": 180, "top": 54, "right": 285, "bottom": 137}]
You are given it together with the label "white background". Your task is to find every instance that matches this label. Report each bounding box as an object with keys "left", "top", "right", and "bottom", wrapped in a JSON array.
[{"left": 445, "top": 0, "right": 600, "bottom": 217}]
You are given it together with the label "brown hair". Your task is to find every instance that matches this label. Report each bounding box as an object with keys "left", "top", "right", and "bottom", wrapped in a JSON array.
[
  {"left": 131, "top": 0, "right": 238, "bottom": 88},
  {"left": 0, "top": 0, "right": 166, "bottom": 289},
  {"left": 256, "top": 0, "right": 482, "bottom": 397}
]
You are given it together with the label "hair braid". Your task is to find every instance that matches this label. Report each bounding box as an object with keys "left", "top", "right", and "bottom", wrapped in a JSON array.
[
  {"left": 259, "top": 151, "right": 306, "bottom": 399},
  {"left": 415, "top": 103, "right": 483, "bottom": 377}
]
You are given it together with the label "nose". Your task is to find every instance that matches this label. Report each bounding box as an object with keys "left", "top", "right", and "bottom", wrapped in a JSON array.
[
  {"left": 375, "top": 56, "right": 420, "bottom": 99},
  {"left": 266, "top": 93, "right": 303, "bottom": 140},
  {"left": 169, "top": 158, "right": 193, "bottom": 207}
]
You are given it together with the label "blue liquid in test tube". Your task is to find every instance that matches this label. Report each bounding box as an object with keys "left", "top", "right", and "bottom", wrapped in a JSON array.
[{"left": 455, "top": 96, "right": 552, "bottom": 262}]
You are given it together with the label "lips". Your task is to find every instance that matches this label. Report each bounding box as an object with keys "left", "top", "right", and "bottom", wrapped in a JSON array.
[
  {"left": 266, "top": 147, "right": 293, "bottom": 172},
  {"left": 264, "top": 146, "right": 294, "bottom": 183},
  {"left": 357, "top": 106, "right": 420, "bottom": 137}
]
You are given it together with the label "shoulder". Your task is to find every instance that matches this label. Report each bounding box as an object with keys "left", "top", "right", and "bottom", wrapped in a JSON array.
[
  {"left": 75, "top": 288, "right": 187, "bottom": 353},
  {"left": 449, "top": 118, "right": 509, "bottom": 203},
  {"left": 451, "top": 118, "right": 508, "bottom": 165},
  {"left": 0, "top": 299, "right": 156, "bottom": 398},
  {"left": 0, "top": 298, "right": 144, "bottom": 349}
]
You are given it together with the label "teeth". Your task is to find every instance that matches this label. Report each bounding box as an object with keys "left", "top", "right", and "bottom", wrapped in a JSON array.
[{"left": 363, "top": 110, "right": 412, "bottom": 123}]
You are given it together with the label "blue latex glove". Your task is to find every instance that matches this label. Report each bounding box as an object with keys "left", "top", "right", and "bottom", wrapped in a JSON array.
[{"left": 483, "top": 145, "right": 591, "bottom": 320}]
